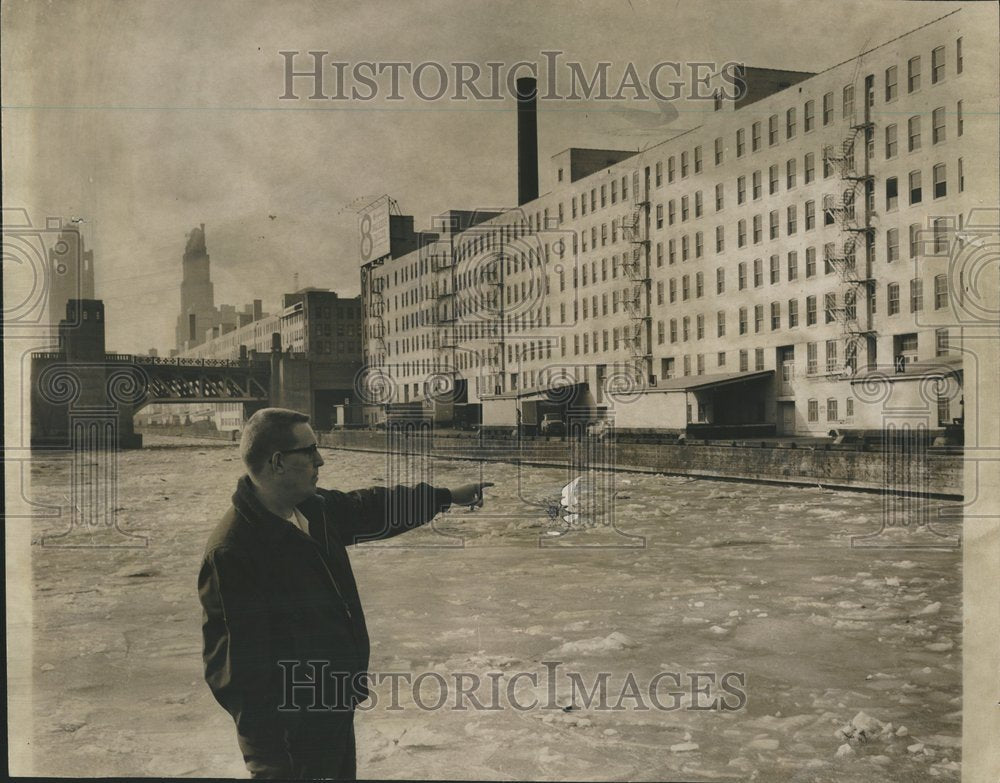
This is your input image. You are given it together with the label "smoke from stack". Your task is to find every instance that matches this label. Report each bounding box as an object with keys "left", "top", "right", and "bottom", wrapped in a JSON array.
[{"left": 516, "top": 77, "right": 539, "bottom": 206}]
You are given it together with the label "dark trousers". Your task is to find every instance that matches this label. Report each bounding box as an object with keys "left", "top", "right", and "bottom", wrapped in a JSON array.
[{"left": 244, "top": 712, "right": 356, "bottom": 780}]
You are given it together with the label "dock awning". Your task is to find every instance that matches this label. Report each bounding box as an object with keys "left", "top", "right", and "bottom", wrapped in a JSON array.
[{"left": 652, "top": 369, "right": 773, "bottom": 392}]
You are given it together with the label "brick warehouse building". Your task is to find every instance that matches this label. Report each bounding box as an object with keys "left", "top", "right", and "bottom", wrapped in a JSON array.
[{"left": 359, "top": 9, "right": 997, "bottom": 435}]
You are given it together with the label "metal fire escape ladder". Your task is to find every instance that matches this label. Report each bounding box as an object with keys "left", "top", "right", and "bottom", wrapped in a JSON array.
[
  {"left": 822, "top": 75, "right": 877, "bottom": 375},
  {"left": 621, "top": 191, "right": 652, "bottom": 382}
]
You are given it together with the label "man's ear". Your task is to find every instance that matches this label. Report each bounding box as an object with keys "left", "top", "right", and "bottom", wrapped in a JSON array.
[{"left": 269, "top": 451, "right": 285, "bottom": 474}]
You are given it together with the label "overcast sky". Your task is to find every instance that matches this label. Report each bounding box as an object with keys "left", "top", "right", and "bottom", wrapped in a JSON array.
[{"left": 2, "top": 0, "right": 972, "bottom": 353}]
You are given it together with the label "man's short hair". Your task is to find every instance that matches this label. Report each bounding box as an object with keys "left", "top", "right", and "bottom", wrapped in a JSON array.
[{"left": 241, "top": 407, "right": 310, "bottom": 475}]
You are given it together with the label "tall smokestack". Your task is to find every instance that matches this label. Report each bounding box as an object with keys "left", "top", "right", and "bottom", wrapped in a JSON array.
[{"left": 516, "top": 77, "right": 538, "bottom": 206}]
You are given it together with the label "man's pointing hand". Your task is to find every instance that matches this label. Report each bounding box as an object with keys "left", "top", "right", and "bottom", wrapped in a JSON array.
[{"left": 449, "top": 482, "right": 495, "bottom": 509}]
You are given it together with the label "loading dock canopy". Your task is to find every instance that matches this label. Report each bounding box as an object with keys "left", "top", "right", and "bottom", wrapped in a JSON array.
[
  {"left": 481, "top": 382, "right": 588, "bottom": 401},
  {"left": 652, "top": 369, "right": 773, "bottom": 392}
]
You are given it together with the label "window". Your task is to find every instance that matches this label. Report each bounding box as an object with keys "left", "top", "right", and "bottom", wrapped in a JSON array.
[
  {"left": 715, "top": 225, "right": 724, "bottom": 253},
  {"left": 668, "top": 156, "right": 675, "bottom": 182},
  {"left": 825, "top": 339, "right": 838, "bottom": 373},
  {"left": 737, "top": 175, "right": 746, "bottom": 204},
  {"left": 754, "top": 304, "right": 764, "bottom": 333},
  {"left": 714, "top": 137, "right": 723, "bottom": 165},
  {"left": 754, "top": 214, "right": 763, "bottom": 243},
  {"left": 807, "top": 343, "right": 818, "bottom": 374},
  {"left": 805, "top": 200, "right": 815, "bottom": 230},
  {"left": 931, "top": 46, "right": 945, "bottom": 84},
  {"left": 933, "top": 218, "right": 948, "bottom": 254},
  {"left": 959, "top": 157, "right": 964, "bottom": 192},
  {"left": 936, "top": 328, "right": 950, "bottom": 356},
  {"left": 715, "top": 183, "right": 724, "bottom": 211},
  {"left": 657, "top": 320, "right": 665, "bottom": 344},
  {"left": 787, "top": 205, "right": 798, "bottom": 234},
  {"left": 682, "top": 316, "right": 690, "bottom": 341},
  {"left": 885, "top": 124, "right": 898, "bottom": 158},
  {"left": 822, "top": 91, "right": 833, "bottom": 125},
  {"left": 909, "top": 170, "right": 922, "bottom": 204},
  {"left": 909, "top": 223, "right": 920, "bottom": 258},
  {"left": 696, "top": 270, "right": 704, "bottom": 296},
  {"left": 738, "top": 307, "right": 748, "bottom": 335},
  {"left": 655, "top": 161, "right": 663, "bottom": 187},
  {"left": 908, "top": 56, "right": 920, "bottom": 92},
  {"left": 843, "top": 85, "right": 854, "bottom": 118},
  {"left": 695, "top": 191, "right": 703, "bottom": 218},
  {"left": 668, "top": 200, "right": 675, "bottom": 225},
  {"left": 752, "top": 121, "right": 761, "bottom": 151},
  {"left": 716, "top": 267, "right": 725, "bottom": 294},
  {"left": 680, "top": 151, "right": 689, "bottom": 177},
  {"left": 670, "top": 319, "right": 677, "bottom": 343},
  {"left": 682, "top": 275, "right": 690, "bottom": 300},
  {"left": 717, "top": 311, "right": 726, "bottom": 337},
  {"left": 786, "top": 158, "right": 796, "bottom": 189},
  {"left": 934, "top": 274, "right": 948, "bottom": 309},
  {"left": 908, "top": 116, "right": 921, "bottom": 151},
  {"left": 808, "top": 399, "right": 819, "bottom": 422},
  {"left": 669, "top": 278, "right": 676, "bottom": 302},
  {"left": 909, "top": 278, "right": 923, "bottom": 312},
  {"left": 656, "top": 241, "right": 663, "bottom": 267},
  {"left": 887, "top": 228, "right": 899, "bottom": 262},
  {"left": 697, "top": 314, "right": 705, "bottom": 339},
  {"left": 736, "top": 128, "right": 745, "bottom": 157},
  {"left": 956, "top": 37, "right": 963, "bottom": 74},
  {"left": 740, "top": 350, "right": 749, "bottom": 372},
  {"left": 753, "top": 258, "right": 763, "bottom": 287},
  {"left": 770, "top": 301, "right": 781, "bottom": 330},
  {"left": 768, "top": 211, "right": 778, "bottom": 240},
  {"left": 887, "top": 282, "right": 900, "bottom": 315},
  {"left": 886, "top": 177, "right": 898, "bottom": 211},
  {"left": 718, "top": 351, "right": 726, "bottom": 367},
  {"left": 825, "top": 292, "right": 837, "bottom": 323},
  {"left": 738, "top": 219, "right": 747, "bottom": 247},
  {"left": 786, "top": 107, "right": 796, "bottom": 139},
  {"left": 885, "top": 65, "right": 898, "bottom": 101},
  {"left": 933, "top": 163, "right": 947, "bottom": 198},
  {"left": 738, "top": 262, "right": 747, "bottom": 290},
  {"left": 768, "top": 114, "right": 778, "bottom": 145},
  {"left": 753, "top": 170, "right": 762, "bottom": 200},
  {"left": 770, "top": 254, "right": 780, "bottom": 284},
  {"left": 694, "top": 146, "right": 703, "bottom": 173},
  {"left": 804, "top": 100, "right": 815, "bottom": 131},
  {"left": 682, "top": 235, "right": 690, "bottom": 261},
  {"left": 827, "top": 398, "right": 838, "bottom": 422},
  {"left": 755, "top": 348, "right": 765, "bottom": 371},
  {"left": 662, "top": 357, "right": 676, "bottom": 378},
  {"left": 805, "top": 152, "right": 815, "bottom": 183},
  {"left": 788, "top": 298, "right": 799, "bottom": 327},
  {"left": 957, "top": 100, "right": 963, "bottom": 136},
  {"left": 806, "top": 248, "right": 817, "bottom": 278},
  {"left": 656, "top": 281, "right": 664, "bottom": 305},
  {"left": 681, "top": 196, "right": 689, "bottom": 221},
  {"left": 932, "top": 107, "right": 946, "bottom": 144},
  {"left": 669, "top": 239, "right": 676, "bottom": 263},
  {"left": 787, "top": 251, "right": 798, "bottom": 280}
]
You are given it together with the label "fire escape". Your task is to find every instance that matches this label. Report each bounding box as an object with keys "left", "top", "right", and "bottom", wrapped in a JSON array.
[
  {"left": 482, "top": 230, "right": 506, "bottom": 396},
  {"left": 363, "top": 266, "right": 387, "bottom": 369},
  {"left": 822, "top": 73, "right": 877, "bottom": 375},
  {"left": 431, "top": 241, "right": 457, "bottom": 380},
  {"left": 620, "top": 178, "right": 652, "bottom": 383}
]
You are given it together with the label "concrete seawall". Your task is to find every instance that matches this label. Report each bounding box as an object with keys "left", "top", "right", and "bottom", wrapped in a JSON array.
[{"left": 139, "top": 426, "right": 963, "bottom": 498}]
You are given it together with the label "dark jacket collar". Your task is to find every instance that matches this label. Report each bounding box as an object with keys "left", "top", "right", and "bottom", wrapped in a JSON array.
[{"left": 232, "top": 474, "right": 325, "bottom": 544}]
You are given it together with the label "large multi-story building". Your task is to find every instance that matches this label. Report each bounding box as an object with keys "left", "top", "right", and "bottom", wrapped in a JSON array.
[{"left": 360, "top": 9, "right": 997, "bottom": 435}]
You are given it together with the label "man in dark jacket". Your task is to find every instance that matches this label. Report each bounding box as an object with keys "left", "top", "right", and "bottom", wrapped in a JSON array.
[{"left": 199, "top": 407, "right": 492, "bottom": 779}]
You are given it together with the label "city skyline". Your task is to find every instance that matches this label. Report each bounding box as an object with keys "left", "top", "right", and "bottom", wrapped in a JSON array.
[{"left": 3, "top": 0, "right": 974, "bottom": 355}]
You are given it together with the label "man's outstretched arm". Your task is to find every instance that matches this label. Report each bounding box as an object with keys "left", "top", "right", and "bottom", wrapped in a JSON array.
[{"left": 318, "top": 482, "right": 493, "bottom": 544}]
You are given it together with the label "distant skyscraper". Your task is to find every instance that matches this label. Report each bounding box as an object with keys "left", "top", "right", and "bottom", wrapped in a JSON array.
[
  {"left": 175, "top": 224, "right": 217, "bottom": 351},
  {"left": 47, "top": 221, "right": 95, "bottom": 343}
]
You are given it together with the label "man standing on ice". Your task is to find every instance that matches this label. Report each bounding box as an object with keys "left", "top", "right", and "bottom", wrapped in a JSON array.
[{"left": 198, "top": 407, "right": 492, "bottom": 779}]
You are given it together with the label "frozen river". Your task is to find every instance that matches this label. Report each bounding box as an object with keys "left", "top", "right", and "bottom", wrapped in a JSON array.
[{"left": 25, "top": 435, "right": 962, "bottom": 780}]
